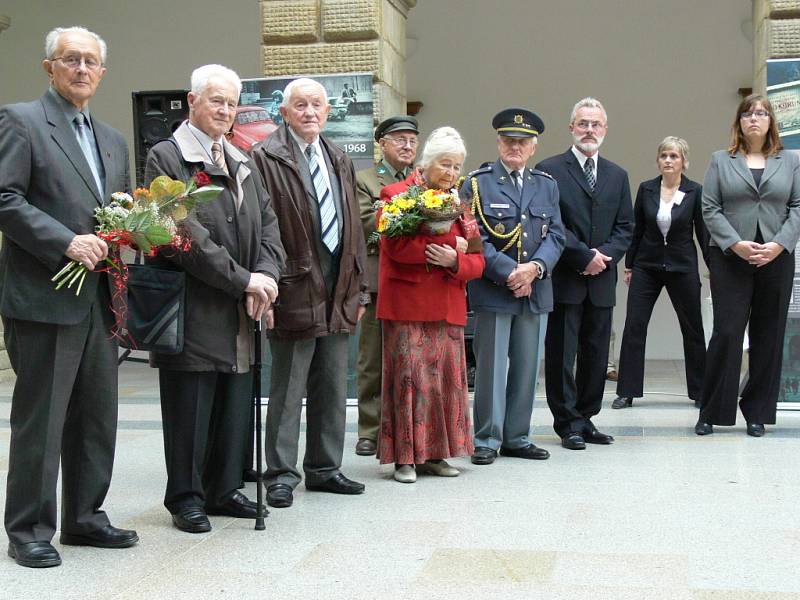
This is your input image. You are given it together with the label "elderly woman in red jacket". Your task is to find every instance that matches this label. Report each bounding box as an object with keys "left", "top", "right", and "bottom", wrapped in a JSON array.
[{"left": 377, "top": 126, "right": 485, "bottom": 483}]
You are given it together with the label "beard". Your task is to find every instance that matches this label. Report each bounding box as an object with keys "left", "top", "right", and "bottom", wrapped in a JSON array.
[{"left": 572, "top": 132, "right": 605, "bottom": 154}]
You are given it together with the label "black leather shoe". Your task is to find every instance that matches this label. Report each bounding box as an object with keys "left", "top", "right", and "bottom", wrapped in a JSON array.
[
  {"left": 207, "top": 491, "right": 266, "bottom": 519},
  {"left": 471, "top": 446, "right": 498, "bottom": 465},
  {"left": 695, "top": 420, "right": 713, "bottom": 436},
  {"left": 171, "top": 506, "right": 211, "bottom": 533},
  {"left": 747, "top": 423, "right": 765, "bottom": 437},
  {"left": 306, "top": 473, "right": 365, "bottom": 495},
  {"left": 561, "top": 433, "right": 586, "bottom": 450},
  {"left": 584, "top": 428, "right": 614, "bottom": 444},
  {"left": 266, "top": 483, "right": 294, "bottom": 508},
  {"left": 499, "top": 444, "right": 550, "bottom": 460},
  {"left": 612, "top": 396, "right": 633, "bottom": 409},
  {"left": 60, "top": 524, "right": 139, "bottom": 548},
  {"left": 355, "top": 438, "right": 377, "bottom": 456},
  {"left": 7, "top": 541, "right": 61, "bottom": 568},
  {"left": 693, "top": 399, "right": 701, "bottom": 408}
]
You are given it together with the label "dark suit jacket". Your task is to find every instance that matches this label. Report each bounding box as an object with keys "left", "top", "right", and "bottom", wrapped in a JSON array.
[
  {"left": 0, "top": 91, "right": 129, "bottom": 325},
  {"left": 535, "top": 148, "right": 633, "bottom": 307},
  {"left": 626, "top": 175, "right": 709, "bottom": 273}
]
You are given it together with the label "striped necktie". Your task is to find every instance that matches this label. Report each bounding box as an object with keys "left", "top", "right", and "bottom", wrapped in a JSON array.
[
  {"left": 584, "top": 156, "right": 596, "bottom": 191},
  {"left": 73, "top": 113, "right": 104, "bottom": 197},
  {"left": 305, "top": 144, "right": 338, "bottom": 253}
]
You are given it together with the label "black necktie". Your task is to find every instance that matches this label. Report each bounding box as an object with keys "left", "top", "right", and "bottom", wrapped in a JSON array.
[
  {"left": 511, "top": 170, "right": 522, "bottom": 197},
  {"left": 584, "top": 157, "right": 596, "bottom": 191}
]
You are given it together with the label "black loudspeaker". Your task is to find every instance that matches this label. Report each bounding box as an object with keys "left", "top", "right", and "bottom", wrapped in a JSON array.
[{"left": 132, "top": 90, "right": 189, "bottom": 187}]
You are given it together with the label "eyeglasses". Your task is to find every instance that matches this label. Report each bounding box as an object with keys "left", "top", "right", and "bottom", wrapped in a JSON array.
[
  {"left": 52, "top": 54, "right": 103, "bottom": 71},
  {"left": 573, "top": 120, "right": 606, "bottom": 131},
  {"left": 383, "top": 136, "right": 418, "bottom": 148},
  {"left": 740, "top": 110, "right": 769, "bottom": 119}
]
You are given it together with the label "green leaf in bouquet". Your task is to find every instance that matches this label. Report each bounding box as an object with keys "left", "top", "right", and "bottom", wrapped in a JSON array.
[
  {"left": 188, "top": 185, "right": 224, "bottom": 204},
  {"left": 143, "top": 224, "right": 173, "bottom": 247},
  {"left": 149, "top": 175, "right": 174, "bottom": 200},
  {"left": 130, "top": 231, "right": 152, "bottom": 254},
  {"left": 165, "top": 180, "right": 186, "bottom": 197}
]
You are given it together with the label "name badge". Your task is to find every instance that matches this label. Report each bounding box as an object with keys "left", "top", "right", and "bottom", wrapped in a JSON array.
[{"left": 489, "top": 203, "right": 510, "bottom": 209}]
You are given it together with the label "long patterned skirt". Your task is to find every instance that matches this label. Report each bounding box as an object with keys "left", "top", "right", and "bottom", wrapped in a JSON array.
[{"left": 378, "top": 320, "right": 474, "bottom": 465}]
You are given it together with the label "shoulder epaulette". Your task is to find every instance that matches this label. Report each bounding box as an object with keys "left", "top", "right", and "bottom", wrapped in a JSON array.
[
  {"left": 531, "top": 168, "right": 553, "bottom": 179},
  {"left": 468, "top": 164, "right": 493, "bottom": 177}
]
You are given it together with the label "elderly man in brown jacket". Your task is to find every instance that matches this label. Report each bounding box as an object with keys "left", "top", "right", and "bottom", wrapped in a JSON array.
[
  {"left": 250, "top": 77, "right": 368, "bottom": 509},
  {"left": 145, "top": 64, "right": 285, "bottom": 533}
]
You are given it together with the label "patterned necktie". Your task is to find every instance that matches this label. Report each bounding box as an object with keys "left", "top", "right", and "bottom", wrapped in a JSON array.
[
  {"left": 511, "top": 169, "right": 522, "bottom": 197},
  {"left": 305, "top": 144, "right": 338, "bottom": 253},
  {"left": 211, "top": 142, "right": 227, "bottom": 173},
  {"left": 584, "top": 156, "right": 596, "bottom": 191},
  {"left": 73, "top": 113, "right": 104, "bottom": 197}
]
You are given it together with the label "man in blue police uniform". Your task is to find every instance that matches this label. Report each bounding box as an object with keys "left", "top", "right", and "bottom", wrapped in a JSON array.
[{"left": 460, "top": 108, "right": 565, "bottom": 465}]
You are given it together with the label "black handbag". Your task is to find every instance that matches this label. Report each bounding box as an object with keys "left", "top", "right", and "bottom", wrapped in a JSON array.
[{"left": 120, "top": 262, "right": 185, "bottom": 354}]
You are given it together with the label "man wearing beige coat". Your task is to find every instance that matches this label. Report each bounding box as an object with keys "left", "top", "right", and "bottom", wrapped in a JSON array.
[{"left": 354, "top": 115, "right": 419, "bottom": 456}]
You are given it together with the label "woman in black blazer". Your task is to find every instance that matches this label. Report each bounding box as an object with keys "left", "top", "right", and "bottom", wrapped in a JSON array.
[{"left": 612, "top": 137, "right": 709, "bottom": 409}]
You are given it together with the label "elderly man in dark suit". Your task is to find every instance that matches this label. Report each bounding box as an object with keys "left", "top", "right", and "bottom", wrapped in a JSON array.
[
  {"left": 0, "top": 26, "right": 138, "bottom": 568},
  {"left": 144, "top": 64, "right": 285, "bottom": 533},
  {"left": 461, "top": 108, "right": 565, "bottom": 466},
  {"left": 536, "top": 97, "right": 633, "bottom": 451},
  {"left": 353, "top": 115, "right": 419, "bottom": 457},
  {"left": 250, "top": 78, "right": 368, "bottom": 509}
]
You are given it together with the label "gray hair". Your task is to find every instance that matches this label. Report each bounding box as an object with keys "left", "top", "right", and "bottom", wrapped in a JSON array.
[
  {"left": 191, "top": 64, "right": 242, "bottom": 94},
  {"left": 569, "top": 97, "right": 607, "bottom": 124},
  {"left": 418, "top": 126, "right": 467, "bottom": 168},
  {"left": 45, "top": 26, "right": 107, "bottom": 63},
  {"left": 281, "top": 77, "right": 327, "bottom": 107},
  {"left": 657, "top": 136, "right": 690, "bottom": 171}
]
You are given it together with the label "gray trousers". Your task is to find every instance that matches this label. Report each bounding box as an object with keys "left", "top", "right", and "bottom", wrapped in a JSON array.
[
  {"left": 472, "top": 309, "right": 547, "bottom": 450},
  {"left": 3, "top": 294, "right": 118, "bottom": 545},
  {"left": 356, "top": 295, "right": 381, "bottom": 441},
  {"left": 265, "top": 333, "right": 349, "bottom": 489}
]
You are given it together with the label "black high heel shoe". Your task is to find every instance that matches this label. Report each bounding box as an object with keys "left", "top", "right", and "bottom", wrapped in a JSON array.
[{"left": 611, "top": 396, "right": 633, "bottom": 409}]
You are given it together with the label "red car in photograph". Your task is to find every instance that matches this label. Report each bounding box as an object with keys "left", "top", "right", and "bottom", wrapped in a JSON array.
[{"left": 228, "top": 105, "right": 278, "bottom": 152}]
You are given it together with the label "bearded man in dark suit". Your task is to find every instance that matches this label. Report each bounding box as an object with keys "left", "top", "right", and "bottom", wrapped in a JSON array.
[{"left": 535, "top": 97, "right": 633, "bottom": 451}]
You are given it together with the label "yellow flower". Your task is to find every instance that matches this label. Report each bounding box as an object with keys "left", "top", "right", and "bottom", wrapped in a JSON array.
[
  {"left": 384, "top": 203, "right": 400, "bottom": 215},
  {"left": 377, "top": 214, "right": 389, "bottom": 233},
  {"left": 394, "top": 197, "right": 416, "bottom": 211},
  {"left": 422, "top": 189, "right": 445, "bottom": 209}
]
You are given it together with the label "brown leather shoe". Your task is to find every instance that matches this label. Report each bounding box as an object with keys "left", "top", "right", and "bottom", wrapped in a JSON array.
[{"left": 355, "top": 438, "right": 377, "bottom": 456}]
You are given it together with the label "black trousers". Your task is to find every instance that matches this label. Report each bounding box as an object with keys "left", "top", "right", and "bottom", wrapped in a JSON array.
[
  {"left": 617, "top": 267, "right": 706, "bottom": 400},
  {"left": 700, "top": 247, "right": 794, "bottom": 425},
  {"left": 545, "top": 299, "right": 612, "bottom": 438},
  {"left": 3, "top": 293, "right": 118, "bottom": 545},
  {"left": 158, "top": 369, "right": 251, "bottom": 512}
]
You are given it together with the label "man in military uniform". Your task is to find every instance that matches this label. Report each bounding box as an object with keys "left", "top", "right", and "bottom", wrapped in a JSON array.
[
  {"left": 460, "top": 108, "right": 565, "bottom": 465},
  {"left": 354, "top": 115, "right": 419, "bottom": 456}
]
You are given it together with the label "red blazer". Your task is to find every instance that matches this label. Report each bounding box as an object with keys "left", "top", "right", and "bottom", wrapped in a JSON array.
[{"left": 376, "top": 174, "right": 485, "bottom": 326}]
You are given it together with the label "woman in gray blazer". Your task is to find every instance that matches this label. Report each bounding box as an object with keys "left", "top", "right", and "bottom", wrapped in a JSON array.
[{"left": 697, "top": 94, "right": 800, "bottom": 436}]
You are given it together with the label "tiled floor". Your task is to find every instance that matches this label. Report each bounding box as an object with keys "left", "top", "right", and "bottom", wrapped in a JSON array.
[{"left": 1, "top": 360, "right": 799, "bottom": 599}]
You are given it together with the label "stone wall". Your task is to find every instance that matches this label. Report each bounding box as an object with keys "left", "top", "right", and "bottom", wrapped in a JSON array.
[
  {"left": 754, "top": 0, "right": 800, "bottom": 92},
  {"left": 261, "top": 0, "right": 416, "bottom": 125}
]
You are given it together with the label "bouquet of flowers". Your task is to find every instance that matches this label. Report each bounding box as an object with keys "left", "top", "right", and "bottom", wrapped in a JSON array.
[
  {"left": 52, "top": 172, "right": 222, "bottom": 295},
  {"left": 373, "top": 185, "right": 463, "bottom": 240}
]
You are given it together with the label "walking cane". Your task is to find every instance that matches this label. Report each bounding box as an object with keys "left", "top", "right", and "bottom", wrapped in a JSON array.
[{"left": 253, "top": 318, "right": 266, "bottom": 531}]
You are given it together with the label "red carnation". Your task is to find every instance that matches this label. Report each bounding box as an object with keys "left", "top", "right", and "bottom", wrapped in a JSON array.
[{"left": 194, "top": 171, "right": 211, "bottom": 186}]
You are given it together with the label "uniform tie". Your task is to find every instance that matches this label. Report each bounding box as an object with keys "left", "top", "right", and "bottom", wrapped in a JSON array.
[
  {"left": 511, "top": 169, "right": 522, "bottom": 196},
  {"left": 584, "top": 156, "right": 596, "bottom": 191},
  {"left": 306, "top": 145, "right": 338, "bottom": 253},
  {"left": 73, "top": 113, "right": 104, "bottom": 197},
  {"left": 211, "top": 142, "right": 228, "bottom": 174}
]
